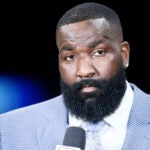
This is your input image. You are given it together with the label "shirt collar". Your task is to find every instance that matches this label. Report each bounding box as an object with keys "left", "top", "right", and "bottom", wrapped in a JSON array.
[
  {"left": 69, "top": 81, "right": 134, "bottom": 131},
  {"left": 69, "top": 112, "right": 84, "bottom": 127}
]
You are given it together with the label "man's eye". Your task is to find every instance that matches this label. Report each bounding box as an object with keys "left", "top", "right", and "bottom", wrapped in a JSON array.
[
  {"left": 92, "top": 50, "right": 106, "bottom": 57},
  {"left": 65, "top": 55, "right": 76, "bottom": 61}
]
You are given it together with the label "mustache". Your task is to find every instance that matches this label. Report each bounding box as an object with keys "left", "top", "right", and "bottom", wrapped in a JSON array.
[{"left": 69, "top": 79, "right": 107, "bottom": 91}]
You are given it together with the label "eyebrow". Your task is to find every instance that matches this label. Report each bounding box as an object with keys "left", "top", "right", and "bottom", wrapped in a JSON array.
[
  {"left": 88, "top": 39, "right": 104, "bottom": 49},
  {"left": 59, "top": 45, "right": 74, "bottom": 52}
]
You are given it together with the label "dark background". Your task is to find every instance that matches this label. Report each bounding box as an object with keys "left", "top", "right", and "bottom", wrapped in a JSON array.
[{"left": 0, "top": 0, "right": 149, "bottom": 113}]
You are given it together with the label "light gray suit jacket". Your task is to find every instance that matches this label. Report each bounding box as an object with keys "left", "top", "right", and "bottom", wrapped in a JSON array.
[{"left": 0, "top": 83, "right": 150, "bottom": 150}]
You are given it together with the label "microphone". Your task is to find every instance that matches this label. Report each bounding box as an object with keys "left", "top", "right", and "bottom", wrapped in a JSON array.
[{"left": 56, "top": 126, "right": 86, "bottom": 150}]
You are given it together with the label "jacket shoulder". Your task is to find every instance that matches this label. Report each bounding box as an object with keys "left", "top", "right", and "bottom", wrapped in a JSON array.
[
  {"left": 0, "top": 95, "right": 64, "bottom": 118},
  {"left": 0, "top": 95, "right": 67, "bottom": 149}
]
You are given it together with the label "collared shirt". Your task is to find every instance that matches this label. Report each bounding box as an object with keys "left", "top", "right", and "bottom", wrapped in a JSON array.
[{"left": 69, "top": 81, "right": 134, "bottom": 150}]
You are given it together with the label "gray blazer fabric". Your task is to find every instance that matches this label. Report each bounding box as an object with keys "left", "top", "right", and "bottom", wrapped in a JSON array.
[{"left": 0, "top": 83, "right": 150, "bottom": 150}]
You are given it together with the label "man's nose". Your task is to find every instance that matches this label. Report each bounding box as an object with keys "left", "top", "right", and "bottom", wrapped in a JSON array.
[{"left": 76, "top": 58, "right": 96, "bottom": 78}]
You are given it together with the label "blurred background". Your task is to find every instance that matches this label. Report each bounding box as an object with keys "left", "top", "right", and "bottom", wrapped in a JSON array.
[{"left": 0, "top": 0, "right": 149, "bottom": 114}]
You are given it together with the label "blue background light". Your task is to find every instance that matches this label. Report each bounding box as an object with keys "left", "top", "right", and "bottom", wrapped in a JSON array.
[{"left": 0, "top": 75, "right": 53, "bottom": 114}]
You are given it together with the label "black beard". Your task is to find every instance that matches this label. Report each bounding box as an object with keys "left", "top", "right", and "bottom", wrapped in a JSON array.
[{"left": 60, "top": 65, "right": 127, "bottom": 123}]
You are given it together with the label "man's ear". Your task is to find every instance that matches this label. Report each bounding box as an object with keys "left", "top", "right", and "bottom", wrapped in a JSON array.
[{"left": 121, "top": 41, "right": 130, "bottom": 68}]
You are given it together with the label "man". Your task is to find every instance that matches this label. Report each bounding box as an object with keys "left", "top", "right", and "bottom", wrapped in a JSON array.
[{"left": 0, "top": 2, "right": 150, "bottom": 150}]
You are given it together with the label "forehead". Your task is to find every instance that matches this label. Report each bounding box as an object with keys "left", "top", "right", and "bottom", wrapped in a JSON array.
[
  {"left": 60, "top": 18, "right": 110, "bottom": 34},
  {"left": 56, "top": 18, "right": 114, "bottom": 48}
]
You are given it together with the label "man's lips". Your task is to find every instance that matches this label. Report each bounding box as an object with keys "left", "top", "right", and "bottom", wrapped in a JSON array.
[{"left": 81, "top": 85, "right": 98, "bottom": 93}]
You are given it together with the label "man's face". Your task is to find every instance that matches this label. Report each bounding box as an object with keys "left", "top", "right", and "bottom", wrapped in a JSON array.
[{"left": 56, "top": 18, "right": 130, "bottom": 123}]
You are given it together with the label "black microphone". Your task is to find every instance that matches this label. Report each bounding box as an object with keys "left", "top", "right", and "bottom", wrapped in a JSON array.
[{"left": 56, "top": 126, "right": 86, "bottom": 150}]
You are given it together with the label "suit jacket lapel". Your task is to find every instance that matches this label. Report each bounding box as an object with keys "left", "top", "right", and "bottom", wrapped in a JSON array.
[{"left": 123, "top": 84, "right": 150, "bottom": 149}]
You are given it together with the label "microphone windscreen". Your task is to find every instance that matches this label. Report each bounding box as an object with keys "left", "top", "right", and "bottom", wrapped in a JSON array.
[{"left": 63, "top": 126, "right": 86, "bottom": 150}]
